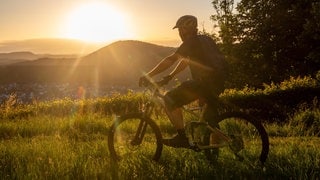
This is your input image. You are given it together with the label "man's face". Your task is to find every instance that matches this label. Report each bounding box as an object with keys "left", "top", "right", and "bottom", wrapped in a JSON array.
[{"left": 178, "top": 27, "right": 189, "bottom": 42}]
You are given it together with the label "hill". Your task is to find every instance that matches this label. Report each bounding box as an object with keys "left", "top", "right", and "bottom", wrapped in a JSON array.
[
  {"left": 0, "top": 51, "right": 80, "bottom": 66},
  {"left": 0, "top": 51, "right": 38, "bottom": 60},
  {"left": 0, "top": 52, "right": 38, "bottom": 65},
  {"left": 0, "top": 40, "right": 183, "bottom": 85},
  {"left": 77, "top": 40, "right": 180, "bottom": 85}
]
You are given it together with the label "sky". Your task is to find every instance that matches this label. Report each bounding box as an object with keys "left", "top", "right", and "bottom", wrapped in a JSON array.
[{"left": 0, "top": 0, "right": 216, "bottom": 46}]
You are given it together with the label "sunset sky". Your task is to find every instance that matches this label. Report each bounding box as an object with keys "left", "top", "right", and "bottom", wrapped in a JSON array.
[{"left": 0, "top": 0, "right": 216, "bottom": 46}]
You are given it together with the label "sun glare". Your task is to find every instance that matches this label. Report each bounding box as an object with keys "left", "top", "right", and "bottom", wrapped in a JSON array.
[{"left": 63, "top": 2, "right": 132, "bottom": 43}]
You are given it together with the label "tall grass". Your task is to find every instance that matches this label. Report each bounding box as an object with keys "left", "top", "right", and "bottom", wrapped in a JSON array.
[
  {"left": 0, "top": 114, "right": 115, "bottom": 179},
  {"left": 0, "top": 75, "right": 319, "bottom": 179},
  {"left": 0, "top": 107, "right": 319, "bottom": 179}
]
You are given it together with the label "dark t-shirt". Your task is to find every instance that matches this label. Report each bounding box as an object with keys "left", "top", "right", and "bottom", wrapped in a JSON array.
[{"left": 176, "top": 35, "right": 227, "bottom": 82}]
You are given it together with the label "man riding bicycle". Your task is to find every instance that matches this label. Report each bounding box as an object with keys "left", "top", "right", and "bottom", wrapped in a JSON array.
[{"left": 139, "top": 15, "right": 228, "bottom": 148}]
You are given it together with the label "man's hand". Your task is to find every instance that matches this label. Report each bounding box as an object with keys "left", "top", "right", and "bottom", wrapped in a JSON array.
[
  {"left": 158, "top": 75, "right": 173, "bottom": 86},
  {"left": 139, "top": 76, "right": 150, "bottom": 87}
]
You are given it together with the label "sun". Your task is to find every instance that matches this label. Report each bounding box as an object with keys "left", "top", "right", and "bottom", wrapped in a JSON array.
[{"left": 62, "top": 2, "right": 132, "bottom": 43}]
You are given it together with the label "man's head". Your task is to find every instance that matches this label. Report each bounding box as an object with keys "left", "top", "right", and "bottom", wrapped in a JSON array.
[{"left": 173, "top": 15, "right": 198, "bottom": 41}]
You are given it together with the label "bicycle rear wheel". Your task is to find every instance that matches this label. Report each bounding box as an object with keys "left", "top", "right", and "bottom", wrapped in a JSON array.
[
  {"left": 108, "top": 113, "right": 163, "bottom": 162},
  {"left": 204, "top": 112, "right": 269, "bottom": 164}
]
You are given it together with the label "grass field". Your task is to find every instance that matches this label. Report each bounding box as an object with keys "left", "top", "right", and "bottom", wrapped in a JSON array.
[
  {"left": 1, "top": 75, "right": 319, "bottom": 179},
  {"left": 0, "top": 109, "right": 319, "bottom": 179}
]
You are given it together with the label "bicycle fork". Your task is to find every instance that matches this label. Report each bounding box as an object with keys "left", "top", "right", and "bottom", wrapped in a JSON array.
[
  {"left": 131, "top": 102, "right": 155, "bottom": 146},
  {"left": 131, "top": 119, "right": 148, "bottom": 146}
]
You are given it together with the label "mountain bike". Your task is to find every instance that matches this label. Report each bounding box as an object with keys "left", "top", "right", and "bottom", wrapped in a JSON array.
[{"left": 108, "top": 79, "right": 269, "bottom": 164}]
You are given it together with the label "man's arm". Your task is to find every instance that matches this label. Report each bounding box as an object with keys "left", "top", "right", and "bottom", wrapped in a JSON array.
[
  {"left": 155, "top": 58, "right": 188, "bottom": 86},
  {"left": 146, "top": 53, "right": 180, "bottom": 77},
  {"left": 168, "top": 58, "right": 188, "bottom": 78}
]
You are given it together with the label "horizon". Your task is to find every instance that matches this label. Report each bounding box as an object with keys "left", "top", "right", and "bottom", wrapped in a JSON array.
[
  {"left": 0, "top": 0, "right": 216, "bottom": 49},
  {"left": 0, "top": 38, "right": 180, "bottom": 55}
]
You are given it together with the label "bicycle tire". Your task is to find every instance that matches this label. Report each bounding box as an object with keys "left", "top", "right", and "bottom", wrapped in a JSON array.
[
  {"left": 108, "top": 113, "right": 163, "bottom": 162},
  {"left": 204, "top": 112, "right": 269, "bottom": 164}
]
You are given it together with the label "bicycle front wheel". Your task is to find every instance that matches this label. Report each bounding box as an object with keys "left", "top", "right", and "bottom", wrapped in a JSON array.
[
  {"left": 205, "top": 112, "right": 269, "bottom": 164},
  {"left": 108, "top": 113, "right": 163, "bottom": 162}
]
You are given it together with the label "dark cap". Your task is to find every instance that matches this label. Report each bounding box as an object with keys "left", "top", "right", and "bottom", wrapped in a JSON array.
[{"left": 173, "top": 15, "right": 197, "bottom": 29}]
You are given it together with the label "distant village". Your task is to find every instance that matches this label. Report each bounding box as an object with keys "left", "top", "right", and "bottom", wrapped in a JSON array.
[
  {"left": 0, "top": 83, "right": 137, "bottom": 104},
  {"left": 0, "top": 41, "right": 177, "bottom": 105}
]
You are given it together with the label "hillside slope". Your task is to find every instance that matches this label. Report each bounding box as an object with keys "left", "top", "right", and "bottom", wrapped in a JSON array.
[
  {"left": 0, "top": 40, "right": 182, "bottom": 85},
  {"left": 76, "top": 40, "right": 178, "bottom": 84}
]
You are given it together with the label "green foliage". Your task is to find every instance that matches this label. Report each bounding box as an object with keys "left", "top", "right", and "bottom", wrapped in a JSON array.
[
  {"left": 289, "top": 100, "right": 320, "bottom": 136},
  {"left": 222, "top": 75, "right": 319, "bottom": 98},
  {"left": 211, "top": 0, "right": 320, "bottom": 87},
  {"left": 0, "top": 93, "right": 34, "bottom": 120},
  {"left": 220, "top": 75, "right": 320, "bottom": 122},
  {"left": 1, "top": 75, "right": 319, "bottom": 125},
  {"left": 0, "top": 92, "right": 148, "bottom": 120}
]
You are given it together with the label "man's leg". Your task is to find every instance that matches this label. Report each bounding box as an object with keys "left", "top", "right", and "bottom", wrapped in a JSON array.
[
  {"left": 202, "top": 103, "right": 219, "bottom": 127},
  {"left": 162, "top": 104, "right": 189, "bottom": 148},
  {"left": 161, "top": 80, "right": 199, "bottom": 148},
  {"left": 165, "top": 107, "right": 184, "bottom": 129},
  {"left": 204, "top": 98, "right": 229, "bottom": 146}
]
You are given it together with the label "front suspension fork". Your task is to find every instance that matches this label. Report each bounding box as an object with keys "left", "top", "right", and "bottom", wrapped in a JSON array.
[{"left": 131, "top": 120, "right": 148, "bottom": 146}]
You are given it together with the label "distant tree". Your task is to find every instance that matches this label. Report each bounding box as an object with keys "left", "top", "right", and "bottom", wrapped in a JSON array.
[
  {"left": 300, "top": 2, "right": 320, "bottom": 68},
  {"left": 211, "top": 0, "right": 237, "bottom": 54},
  {"left": 211, "top": 0, "right": 320, "bottom": 87},
  {"left": 210, "top": 0, "right": 255, "bottom": 88}
]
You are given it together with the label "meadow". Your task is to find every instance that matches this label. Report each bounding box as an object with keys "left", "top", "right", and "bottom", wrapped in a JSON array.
[{"left": 0, "top": 75, "right": 319, "bottom": 179}]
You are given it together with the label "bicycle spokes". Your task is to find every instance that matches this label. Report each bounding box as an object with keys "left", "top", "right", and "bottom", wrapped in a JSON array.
[
  {"left": 109, "top": 114, "right": 163, "bottom": 162},
  {"left": 218, "top": 116, "right": 267, "bottom": 163}
]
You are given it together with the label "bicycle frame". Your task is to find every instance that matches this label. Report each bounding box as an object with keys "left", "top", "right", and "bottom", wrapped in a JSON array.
[{"left": 135, "top": 82, "right": 231, "bottom": 151}]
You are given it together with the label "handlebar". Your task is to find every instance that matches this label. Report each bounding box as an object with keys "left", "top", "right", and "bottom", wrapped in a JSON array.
[
  {"left": 143, "top": 79, "right": 167, "bottom": 88},
  {"left": 140, "top": 74, "right": 172, "bottom": 88},
  {"left": 141, "top": 78, "right": 167, "bottom": 98}
]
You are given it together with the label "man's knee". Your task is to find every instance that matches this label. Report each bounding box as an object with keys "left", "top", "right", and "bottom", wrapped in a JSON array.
[{"left": 163, "top": 94, "right": 178, "bottom": 112}]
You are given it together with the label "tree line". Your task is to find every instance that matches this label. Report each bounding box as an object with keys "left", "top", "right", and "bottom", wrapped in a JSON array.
[{"left": 209, "top": 0, "right": 320, "bottom": 88}]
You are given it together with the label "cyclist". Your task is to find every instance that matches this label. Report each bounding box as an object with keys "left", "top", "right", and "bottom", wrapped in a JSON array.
[{"left": 139, "top": 15, "right": 228, "bottom": 148}]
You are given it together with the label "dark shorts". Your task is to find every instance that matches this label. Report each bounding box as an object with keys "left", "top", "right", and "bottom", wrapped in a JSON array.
[{"left": 163, "top": 79, "right": 224, "bottom": 110}]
